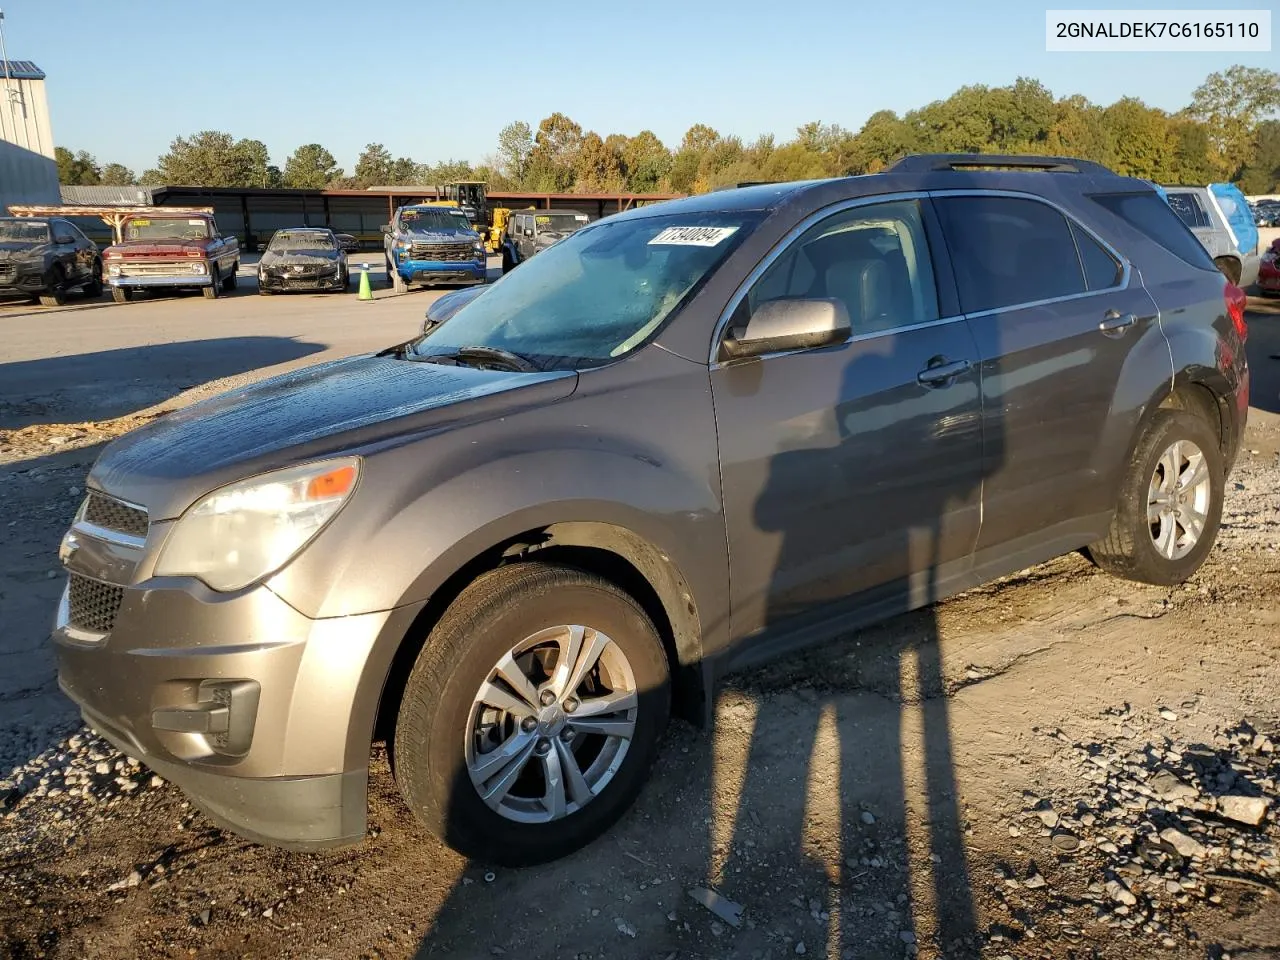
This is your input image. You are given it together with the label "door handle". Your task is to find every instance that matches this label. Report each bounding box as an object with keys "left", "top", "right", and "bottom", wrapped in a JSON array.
[
  {"left": 1100, "top": 310, "right": 1136, "bottom": 336},
  {"left": 916, "top": 358, "right": 971, "bottom": 386}
]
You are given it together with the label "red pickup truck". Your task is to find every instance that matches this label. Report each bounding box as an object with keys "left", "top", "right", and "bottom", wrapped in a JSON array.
[{"left": 104, "top": 213, "right": 240, "bottom": 303}]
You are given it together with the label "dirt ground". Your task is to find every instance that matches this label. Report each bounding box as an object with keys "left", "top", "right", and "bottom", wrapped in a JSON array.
[{"left": 1, "top": 292, "right": 1278, "bottom": 960}]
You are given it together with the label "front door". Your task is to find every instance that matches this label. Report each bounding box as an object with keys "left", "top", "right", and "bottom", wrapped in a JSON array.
[{"left": 711, "top": 198, "right": 984, "bottom": 643}]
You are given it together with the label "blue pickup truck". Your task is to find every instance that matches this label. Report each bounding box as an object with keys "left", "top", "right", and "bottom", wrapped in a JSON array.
[{"left": 382, "top": 205, "right": 487, "bottom": 293}]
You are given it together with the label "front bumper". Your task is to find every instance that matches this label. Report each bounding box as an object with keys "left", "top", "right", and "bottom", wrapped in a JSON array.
[
  {"left": 259, "top": 270, "right": 344, "bottom": 292},
  {"left": 51, "top": 515, "right": 409, "bottom": 849},
  {"left": 110, "top": 275, "right": 212, "bottom": 288},
  {"left": 0, "top": 268, "right": 47, "bottom": 294},
  {"left": 396, "top": 258, "right": 485, "bottom": 284}
]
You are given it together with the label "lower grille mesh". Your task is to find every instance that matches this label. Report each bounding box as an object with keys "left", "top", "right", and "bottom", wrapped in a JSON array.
[{"left": 67, "top": 574, "right": 124, "bottom": 634}]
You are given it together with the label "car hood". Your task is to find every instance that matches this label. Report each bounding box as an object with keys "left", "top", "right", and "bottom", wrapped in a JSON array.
[
  {"left": 260, "top": 248, "right": 341, "bottom": 265},
  {"left": 109, "top": 237, "right": 212, "bottom": 255},
  {"left": 0, "top": 240, "right": 46, "bottom": 258},
  {"left": 89, "top": 355, "right": 579, "bottom": 520}
]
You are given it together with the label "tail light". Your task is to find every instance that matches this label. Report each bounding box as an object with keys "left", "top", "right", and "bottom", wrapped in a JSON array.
[{"left": 1224, "top": 281, "right": 1247, "bottom": 342}]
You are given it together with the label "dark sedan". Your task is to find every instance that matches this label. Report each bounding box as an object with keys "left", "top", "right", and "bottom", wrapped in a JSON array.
[
  {"left": 0, "top": 216, "right": 102, "bottom": 306},
  {"left": 257, "top": 228, "right": 349, "bottom": 294}
]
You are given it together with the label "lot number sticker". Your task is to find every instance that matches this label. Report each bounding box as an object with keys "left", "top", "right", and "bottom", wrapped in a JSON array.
[{"left": 649, "top": 226, "right": 739, "bottom": 247}]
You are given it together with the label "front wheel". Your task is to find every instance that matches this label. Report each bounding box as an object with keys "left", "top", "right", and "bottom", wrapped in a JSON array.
[
  {"left": 202, "top": 265, "right": 220, "bottom": 299},
  {"left": 1087, "top": 409, "right": 1223, "bottom": 585},
  {"left": 111, "top": 287, "right": 133, "bottom": 304},
  {"left": 393, "top": 563, "right": 671, "bottom": 866},
  {"left": 83, "top": 261, "right": 104, "bottom": 298},
  {"left": 38, "top": 266, "right": 66, "bottom": 307}
]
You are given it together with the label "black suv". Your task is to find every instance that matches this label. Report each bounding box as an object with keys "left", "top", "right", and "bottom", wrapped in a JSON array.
[
  {"left": 53, "top": 155, "right": 1248, "bottom": 866},
  {"left": 0, "top": 216, "right": 103, "bottom": 305}
]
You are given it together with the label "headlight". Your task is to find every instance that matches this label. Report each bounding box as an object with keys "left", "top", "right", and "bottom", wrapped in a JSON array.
[
  {"left": 189, "top": 261, "right": 207, "bottom": 275},
  {"left": 473, "top": 242, "right": 484, "bottom": 256},
  {"left": 107, "top": 264, "right": 121, "bottom": 276},
  {"left": 154, "top": 457, "right": 360, "bottom": 592}
]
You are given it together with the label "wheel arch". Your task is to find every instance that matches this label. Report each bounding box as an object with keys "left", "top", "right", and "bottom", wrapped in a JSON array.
[{"left": 370, "top": 519, "right": 709, "bottom": 755}]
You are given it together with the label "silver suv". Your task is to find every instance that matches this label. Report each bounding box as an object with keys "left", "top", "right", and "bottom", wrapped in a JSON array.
[
  {"left": 53, "top": 155, "right": 1250, "bottom": 866},
  {"left": 1162, "top": 184, "right": 1261, "bottom": 288}
]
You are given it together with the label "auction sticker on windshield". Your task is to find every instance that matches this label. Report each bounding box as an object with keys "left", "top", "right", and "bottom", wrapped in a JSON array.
[{"left": 648, "top": 226, "right": 739, "bottom": 246}]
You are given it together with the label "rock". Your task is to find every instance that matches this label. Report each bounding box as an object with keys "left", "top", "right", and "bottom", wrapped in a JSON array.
[
  {"left": 1158, "top": 708, "right": 1178, "bottom": 721},
  {"left": 860, "top": 811, "right": 876, "bottom": 825},
  {"left": 614, "top": 917, "right": 637, "bottom": 938},
  {"left": 1023, "top": 874, "right": 1047, "bottom": 889},
  {"left": 197, "top": 908, "right": 211, "bottom": 926},
  {"left": 1149, "top": 770, "right": 1197, "bottom": 802},
  {"left": 1051, "top": 832, "right": 1081, "bottom": 853},
  {"left": 1159, "top": 828, "right": 1205, "bottom": 858},
  {"left": 795, "top": 942, "right": 806, "bottom": 955},
  {"left": 899, "top": 930, "right": 916, "bottom": 944},
  {"left": 1106, "top": 879, "right": 1137, "bottom": 906},
  {"left": 1036, "top": 810, "right": 1059, "bottom": 828},
  {"left": 1218, "top": 795, "right": 1268, "bottom": 827}
]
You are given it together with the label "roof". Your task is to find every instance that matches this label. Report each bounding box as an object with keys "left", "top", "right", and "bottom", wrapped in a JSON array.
[
  {"left": 603, "top": 180, "right": 825, "bottom": 221},
  {"left": 61, "top": 185, "right": 159, "bottom": 206},
  {"left": 0, "top": 60, "right": 45, "bottom": 81}
]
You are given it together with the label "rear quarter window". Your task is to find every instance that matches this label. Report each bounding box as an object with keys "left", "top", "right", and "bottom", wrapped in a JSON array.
[{"left": 1091, "top": 192, "right": 1217, "bottom": 272}]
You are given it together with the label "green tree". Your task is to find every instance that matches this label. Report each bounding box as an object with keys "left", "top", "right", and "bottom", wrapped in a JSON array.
[
  {"left": 353, "top": 143, "right": 393, "bottom": 187},
  {"left": 528, "top": 113, "right": 584, "bottom": 192},
  {"left": 573, "top": 132, "right": 625, "bottom": 192},
  {"left": 55, "top": 147, "right": 100, "bottom": 185},
  {"left": 99, "top": 162, "right": 136, "bottom": 186},
  {"left": 621, "top": 130, "right": 671, "bottom": 192},
  {"left": 420, "top": 159, "right": 474, "bottom": 186},
  {"left": 496, "top": 121, "right": 533, "bottom": 186},
  {"left": 1238, "top": 119, "right": 1280, "bottom": 193},
  {"left": 283, "top": 144, "right": 342, "bottom": 189},
  {"left": 1102, "top": 98, "right": 1174, "bottom": 180},
  {"left": 1188, "top": 66, "right": 1280, "bottom": 174},
  {"left": 149, "top": 131, "right": 277, "bottom": 187}
]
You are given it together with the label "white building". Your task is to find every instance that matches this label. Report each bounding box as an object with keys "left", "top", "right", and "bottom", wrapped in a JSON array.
[{"left": 0, "top": 59, "right": 59, "bottom": 212}]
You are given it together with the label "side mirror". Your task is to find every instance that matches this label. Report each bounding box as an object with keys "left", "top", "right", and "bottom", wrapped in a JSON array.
[{"left": 721, "top": 298, "right": 851, "bottom": 361}]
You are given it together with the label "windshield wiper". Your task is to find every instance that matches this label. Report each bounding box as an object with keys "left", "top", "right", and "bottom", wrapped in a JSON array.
[{"left": 453, "top": 345, "right": 540, "bottom": 372}]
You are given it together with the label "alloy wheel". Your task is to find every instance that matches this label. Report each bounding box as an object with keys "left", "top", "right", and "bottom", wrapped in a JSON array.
[{"left": 1147, "top": 439, "right": 1212, "bottom": 560}]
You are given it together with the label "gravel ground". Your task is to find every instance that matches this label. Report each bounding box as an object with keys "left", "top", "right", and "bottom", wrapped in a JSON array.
[{"left": 0, "top": 300, "right": 1277, "bottom": 959}]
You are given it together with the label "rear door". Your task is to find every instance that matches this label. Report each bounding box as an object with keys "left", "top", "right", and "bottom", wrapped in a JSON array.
[
  {"left": 1165, "top": 190, "right": 1220, "bottom": 257},
  {"left": 931, "top": 192, "right": 1163, "bottom": 557}
]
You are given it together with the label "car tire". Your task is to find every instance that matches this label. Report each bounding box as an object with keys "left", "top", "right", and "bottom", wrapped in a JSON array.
[
  {"left": 1086, "top": 409, "right": 1223, "bottom": 586},
  {"left": 393, "top": 562, "right": 671, "bottom": 867},
  {"left": 111, "top": 287, "right": 132, "bottom": 304},
  {"left": 1213, "top": 256, "right": 1242, "bottom": 286},
  {"left": 224, "top": 263, "right": 238, "bottom": 291},
  {"left": 38, "top": 266, "right": 66, "bottom": 307},
  {"left": 203, "top": 264, "right": 220, "bottom": 299},
  {"left": 83, "top": 261, "right": 104, "bottom": 298}
]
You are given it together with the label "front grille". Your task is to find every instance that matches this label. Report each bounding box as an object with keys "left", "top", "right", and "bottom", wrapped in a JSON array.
[
  {"left": 410, "top": 241, "right": 475, "bottom": 262},
  {"left": 83, "top": 491, "right": 149, "bottom": 539},
  {"left": 67, "top": 573, "right": 124, "bottom": 634},
  {"left": 120, "top": 260, "right": 196, "bottom": 276},
  {"left": 0, "top": 264, "right": 16, "bottom": 283}
]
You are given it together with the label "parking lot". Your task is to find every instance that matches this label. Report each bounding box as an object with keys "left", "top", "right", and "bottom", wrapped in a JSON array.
[{"left": 1, "top": 285, "right": 1279, "bottom": 959}]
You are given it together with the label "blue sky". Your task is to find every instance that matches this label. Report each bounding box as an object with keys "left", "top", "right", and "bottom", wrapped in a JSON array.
[{"left": 4, "top": 0, "right": 1276, "bottom": 175}]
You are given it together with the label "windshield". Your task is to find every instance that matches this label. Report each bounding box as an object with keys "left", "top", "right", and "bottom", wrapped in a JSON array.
[
  {"left": 125, "top": 218, "right": 210, "bottom": 241},
  {"left": 536, "top": 214, "right": 588, "bottom": 236},
  {"left": 409, "top": 211, "right": 759, "bottom": 369},
  {"left": 0, "top": 220, "right": 50, "bottom": 243},
  {"left": 268, "top": 230, "right": 335, "bottom": 252},
  {"left": 399, "top": 209, "right": 467, "bottom": 233}
]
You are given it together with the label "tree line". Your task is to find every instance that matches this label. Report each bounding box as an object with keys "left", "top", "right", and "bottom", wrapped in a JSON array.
[{"left": 56, "top": 66, "right": 1280, "bottom": 195}]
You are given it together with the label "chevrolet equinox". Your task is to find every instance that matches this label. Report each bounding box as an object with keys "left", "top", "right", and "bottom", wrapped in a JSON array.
[{"left": 53, "top": 154, "right": 1250, "bottom": 866}]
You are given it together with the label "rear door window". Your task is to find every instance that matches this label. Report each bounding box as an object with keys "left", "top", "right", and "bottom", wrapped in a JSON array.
[
  {"left": 1092, "top": 192, "right": 1217, "bottom": 271},
  {"left": 932, "top": 195, "right": 1086, "bottom": 313},
  {"left": 1166, "top": 192, "right": 1210, "bottom": 229},
  {"left": 1071, "top": 222, "right": 1123, "bottom": 291}
]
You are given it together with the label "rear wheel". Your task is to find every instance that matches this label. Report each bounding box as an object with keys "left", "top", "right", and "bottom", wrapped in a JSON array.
[
  {"left": 393, "top": 563, "right": 670, "bottom": 866},
  {"left": 111, "top": 287, "right": 133, "bottom": 304},
  {"left": 83, "top": 261, "right": 104, "bottom": 298},
  {"left": 38, "top": 266, "right": 66, "bottom": 307},
  {"left": 1214, "top": 256, "right": 1242, "bottom": 286},
  {"left": 1087, "top": 410, "right": 1223, "bottom": 585},
  {"left": 224, "top": 262, "right": 238, "bottom": 291}
]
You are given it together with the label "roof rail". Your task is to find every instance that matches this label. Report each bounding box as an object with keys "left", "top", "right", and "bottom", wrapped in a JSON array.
[
  {"left": 711, "top": 181, "right": 777, "bottom": 191},
  {"left": 886, "top": 153, "right": 1114, "bottom": 175}
]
